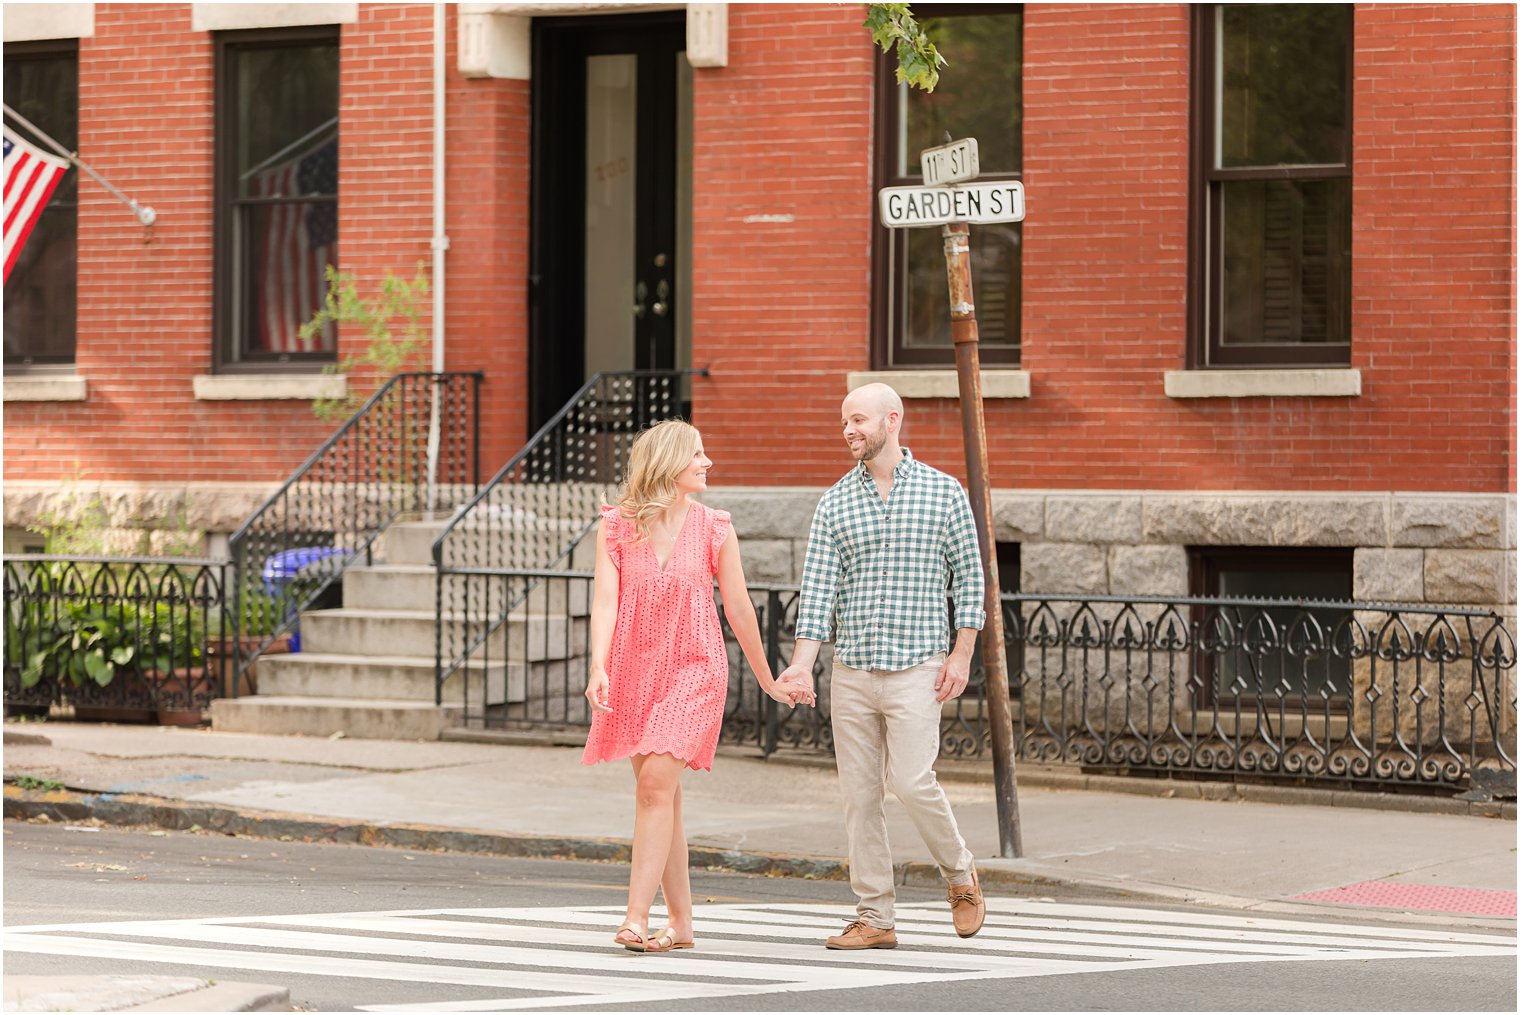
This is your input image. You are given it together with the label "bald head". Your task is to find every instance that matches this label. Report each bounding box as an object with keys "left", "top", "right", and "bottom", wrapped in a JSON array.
[
  {"left": 840, "top": 382, "right": 904, "bottom": 467},
  {"left": 842, "top": 382, "right": 904, "bottom": 423}
]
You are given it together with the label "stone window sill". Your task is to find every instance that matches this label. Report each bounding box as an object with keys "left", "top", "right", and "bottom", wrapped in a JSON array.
[
  {"left": 193, "top": 374, "right": 348, "bottom": 401},
  {"left": 847, "top": 369, "right": 1030, "bottom": 400},
  {"left": 3, "top": 375, "right": 88, "bottom": 402},
  {"left": 1163, "top": 368, "right": 1361, "bottom": 399}
]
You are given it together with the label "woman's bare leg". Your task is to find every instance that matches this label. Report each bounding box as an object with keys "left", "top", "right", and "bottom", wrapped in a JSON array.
[
  {"left": 620, "top": 752, "right": 685, "bottom": 939},
  {"left": 660, "top": 781, "right": 693, "bottom": 941}
]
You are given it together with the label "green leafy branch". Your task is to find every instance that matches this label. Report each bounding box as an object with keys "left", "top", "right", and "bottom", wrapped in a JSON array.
[
  {"left": 302, "top": 264, "right": 431, "bottom": 421},
  {"left": 865, "top": 3, "right": 946, "bottom": 93}
]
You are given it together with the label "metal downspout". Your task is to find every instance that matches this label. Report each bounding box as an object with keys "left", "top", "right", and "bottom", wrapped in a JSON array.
[{"left": 426, "top": 3, "right": 450, "bottom": 516}]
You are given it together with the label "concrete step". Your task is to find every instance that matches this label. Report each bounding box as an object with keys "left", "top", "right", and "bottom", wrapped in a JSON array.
[
  {"left": 257, "top": 653, "right": 523, "bottom": 706},
  {"left": 347, "top": 564, "right": 591, "bottom": 616},
  {"left": 298, "top": 608, "right": 585, "bottom": 661},
  {"left": 210, "top": 696, "right": 462, "bottom": 740}
]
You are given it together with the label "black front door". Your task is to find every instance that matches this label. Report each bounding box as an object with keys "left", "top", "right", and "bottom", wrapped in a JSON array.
[{"left": 530, "top": 13, "right": 686, "bottom": 431}]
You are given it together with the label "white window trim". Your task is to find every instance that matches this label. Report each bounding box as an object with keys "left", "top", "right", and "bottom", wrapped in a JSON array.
[
  {"left": 847, "top": 369, "right": 1030, "bottom": 400},
  {"left": 193, "top": 374, "right": 348, "bottom": 401},
  {"left": 3, "top": 375, "right": 88, "bottom": 402},
  {"left": 1164, "top": 368, "right": 1361, "bottom": 399}
]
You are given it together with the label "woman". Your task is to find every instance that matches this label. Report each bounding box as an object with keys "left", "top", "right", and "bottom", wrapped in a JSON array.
[{"left": 582, "top": 420, "right": 814, "bottom": 954}]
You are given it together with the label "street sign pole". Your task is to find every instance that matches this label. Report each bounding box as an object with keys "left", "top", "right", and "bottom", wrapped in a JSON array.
[
  {"left": 879, "top": 135, "right": 1025, "bottom": 858},
  {"left": 942, "top": 218, "right": 1023, "bottom": 860}
]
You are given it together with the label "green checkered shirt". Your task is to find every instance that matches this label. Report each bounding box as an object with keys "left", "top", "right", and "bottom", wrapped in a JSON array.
[{"left": 796, "top": 448, "right": 985, "bottom": 670}]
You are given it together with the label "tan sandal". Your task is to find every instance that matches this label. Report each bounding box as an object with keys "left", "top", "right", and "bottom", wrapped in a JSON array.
[
  {"left": 614, "top": 921, "right": 652, "bottom": 952},
  {"left": 653, "top": 927, "right": 694, "bottom": 951}
]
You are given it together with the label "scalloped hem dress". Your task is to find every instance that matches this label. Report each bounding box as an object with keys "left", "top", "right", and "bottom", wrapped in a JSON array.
[{"left": 581, "top": 501, "right": 732, "bottom": 773}]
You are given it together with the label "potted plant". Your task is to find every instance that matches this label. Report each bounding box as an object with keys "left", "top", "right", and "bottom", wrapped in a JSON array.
[{"left": 20, "top": 600, "right": 157, "bottom": 724}]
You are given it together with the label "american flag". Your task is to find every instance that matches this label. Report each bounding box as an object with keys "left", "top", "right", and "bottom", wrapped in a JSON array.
[
  {"left": 251, "top": 135, "right": 338, "bottom": 353},
  {"left": 2, "top": 125, "right": 71, "bottom": 284}
]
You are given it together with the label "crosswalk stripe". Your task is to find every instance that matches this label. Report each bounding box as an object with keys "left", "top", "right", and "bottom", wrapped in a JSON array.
[{"left": 7, "top": 898, "right": 1512, "bottom": 1013}]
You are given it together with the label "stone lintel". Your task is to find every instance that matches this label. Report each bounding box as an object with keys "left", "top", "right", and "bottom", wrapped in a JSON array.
[
  {"left": 2, "top": 3, "right": 94, "bottom": 41},
  {"left": 1391, "top": 493, "right": 1508, "bottom": 549},
  {"left": 1047, "top": 495, "right": 1141, "bottom": 544},
  {"left": 190, "top": 4, "right": 359, "bottom": 32},
  {"left": 1143, "top": 493, "right": 1387, "bottom": 547}
]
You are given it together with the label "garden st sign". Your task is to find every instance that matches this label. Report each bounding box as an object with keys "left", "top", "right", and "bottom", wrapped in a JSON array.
[{"left": 878, "top": 179, "right": 1025, "bottom": 228}]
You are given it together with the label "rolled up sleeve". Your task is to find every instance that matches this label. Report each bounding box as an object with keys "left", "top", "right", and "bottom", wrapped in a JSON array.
[
  {"left": 795, "top": 500, "right": 841, "bottom": 643},
  {"left": 944, "top": 486, "right": 986, "bottom": 631}
]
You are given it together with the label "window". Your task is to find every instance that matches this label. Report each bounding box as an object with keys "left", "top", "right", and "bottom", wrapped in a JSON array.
[
  {"left": 1190, "top": 5, "right": 1351, "bottom": 367},
  {"left": 1191, "top": 547, "right": 1352, "bottom": 706},
  {"left": 872, "top": 5, "right": 1021, "bottom": 368},
  {"left": 3, "top": 41, "right": 78, "bottom": 366},
  {"left": 214, "top": 28, "right": 339, "bottom": 370}
]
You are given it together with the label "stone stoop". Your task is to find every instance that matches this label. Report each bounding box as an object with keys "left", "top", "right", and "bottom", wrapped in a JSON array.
[{"left": 213, "top": 515, "right": 592, "bottom": 741}]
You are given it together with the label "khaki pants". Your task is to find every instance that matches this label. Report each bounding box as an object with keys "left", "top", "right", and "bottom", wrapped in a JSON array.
[{"left": 830, "top": 653, "right": 975, "bottom": 929}]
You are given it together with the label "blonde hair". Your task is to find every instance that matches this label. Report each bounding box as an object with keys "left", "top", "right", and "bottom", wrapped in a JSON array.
[{"left": 615, "top": 420, "right": 701, "bottom": 543}]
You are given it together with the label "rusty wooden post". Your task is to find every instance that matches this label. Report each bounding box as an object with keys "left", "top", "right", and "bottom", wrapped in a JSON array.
[{"left": 943, "top": 219, "right": 1023, "bottom": 858}]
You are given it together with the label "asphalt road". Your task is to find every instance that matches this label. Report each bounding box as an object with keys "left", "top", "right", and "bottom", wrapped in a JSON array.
[{"left": 4, "top": 820, "right": 1515, "bottom": 1012}]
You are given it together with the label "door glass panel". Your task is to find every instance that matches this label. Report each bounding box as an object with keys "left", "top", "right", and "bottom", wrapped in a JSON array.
[{"left": 583, "top": 53, "right": 638, "bottom": 378}]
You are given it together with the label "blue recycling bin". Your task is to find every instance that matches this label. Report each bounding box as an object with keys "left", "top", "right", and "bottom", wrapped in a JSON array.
[{"left": 261, "top": 547, "right": 347, "bottom": 652}]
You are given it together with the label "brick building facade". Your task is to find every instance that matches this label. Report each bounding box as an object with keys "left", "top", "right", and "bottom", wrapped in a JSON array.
[{"left": 3, "top": 2, "right": 1514, "bottom": 619}]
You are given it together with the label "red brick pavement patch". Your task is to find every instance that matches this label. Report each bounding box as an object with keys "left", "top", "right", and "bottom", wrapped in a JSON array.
[{"left": 1293, "top": 880, "right": 1516, "bottom": 917}]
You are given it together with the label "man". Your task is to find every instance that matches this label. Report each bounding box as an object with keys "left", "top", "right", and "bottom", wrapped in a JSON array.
[{"left": 780, "top": 382, "right": 986, "bottom": 950}]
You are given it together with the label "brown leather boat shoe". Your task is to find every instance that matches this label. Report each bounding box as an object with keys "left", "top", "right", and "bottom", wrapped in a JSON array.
[
  {"left": 825, "top": 919, "right": 898, "bottom": 950},
  {"left": 947, "top": 870, "right": 985, "bottom": 938}
]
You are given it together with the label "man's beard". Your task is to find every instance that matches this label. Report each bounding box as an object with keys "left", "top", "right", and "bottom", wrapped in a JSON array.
[{"left": 852, "top": 430, "right": 888, "bottom": 462}]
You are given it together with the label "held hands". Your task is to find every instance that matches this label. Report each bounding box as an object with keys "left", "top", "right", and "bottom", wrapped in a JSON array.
[
  {"left": 935, "top": 653, "right": 972, "bottom": 702},
  {"left": 770, "top": 664, "right": 817, "bottom": 709},
  {"left": 585, "top": 667, "right": 612, "bottom": 714}
]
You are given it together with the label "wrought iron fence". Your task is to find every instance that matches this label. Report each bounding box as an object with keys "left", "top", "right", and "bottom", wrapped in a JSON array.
[
  {"left": 1006, "top": 594, "right": 1516, "bottom": 792},
  {"left": 228, "top": 371, "right": 482, "bottom": 695},
  {"left": 3, "top": 556, "right": 229, "bottom": 717},
  {"left": 433, "top": 370, "right": 697, "bottom": 703},
  {"left": 453, "top": 576, "right": 1517, "bottom": 794}
]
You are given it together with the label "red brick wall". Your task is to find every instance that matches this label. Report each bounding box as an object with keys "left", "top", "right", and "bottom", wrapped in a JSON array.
[
  {"left": 696, "top": 3, "right": 1515, "bottom": 494},
  {"left": 6, "top": 4, "right": 1512, "bottom": 499},
  {"left": 688, "top": 3, "right": 876, "bottom": 483},
  {"left": 1351, "top": 3, "right": 1515, "bottom": 488},
  {"left": 443, "top": 46, "right": 531, "bottom": 474},
  {"left": 3, "top": 3, "right": 449, "bottom": 484}
]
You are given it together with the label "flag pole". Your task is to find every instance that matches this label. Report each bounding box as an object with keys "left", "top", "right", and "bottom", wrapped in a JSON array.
[{"left": 3, "top": 103, "right": 156, "bottom": 226}]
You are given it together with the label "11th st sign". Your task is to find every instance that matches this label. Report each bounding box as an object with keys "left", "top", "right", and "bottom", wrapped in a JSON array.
[{"left": 878, "top": 179, "right": 1026, "bottom": 228}]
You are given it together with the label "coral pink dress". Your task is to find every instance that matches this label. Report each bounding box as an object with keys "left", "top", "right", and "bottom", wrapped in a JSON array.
[{"left": 581, "top": 501, "right": 732, "bottom": 772}]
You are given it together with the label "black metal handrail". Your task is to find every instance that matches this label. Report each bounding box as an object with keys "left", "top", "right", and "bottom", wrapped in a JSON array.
[
  {"left": 3, "top": 556, "right": 230, "bottom": 715},
  {"left": 432, "top": 370, "right": 701, "bottom": 701},
  {"left": 446, "top": 572, "right": 1517, "bottom": 795},
  {"left": 227, "top": 371, "right": 482, "bottom": 694}
]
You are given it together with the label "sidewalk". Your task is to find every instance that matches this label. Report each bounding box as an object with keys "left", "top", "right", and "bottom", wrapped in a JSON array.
[{"left": 6, "top": 721, "right": 1515, "bottom": 930}]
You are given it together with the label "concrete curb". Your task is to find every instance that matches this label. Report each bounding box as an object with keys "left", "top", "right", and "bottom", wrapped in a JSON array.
[
  {"left": 2, "top": 974, "right": 289, "bottom": 1013},
  {"left": 448, "top": 730, "right": 1518, "bottom": 820},
  {"left": 2, "top": 784, "right": 850, "bottom": 882},
  {"left": 8, "top": 783, "right": 1514, "bottom": 934}
]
